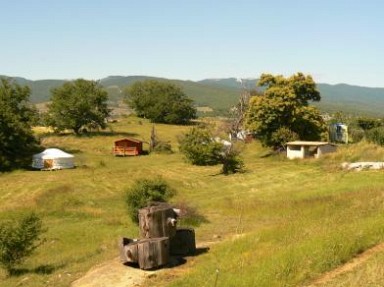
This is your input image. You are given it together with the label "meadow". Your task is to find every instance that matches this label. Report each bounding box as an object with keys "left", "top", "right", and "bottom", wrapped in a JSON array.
[{"left": 1, "top": 116, "right": 384, "bottom": 286}]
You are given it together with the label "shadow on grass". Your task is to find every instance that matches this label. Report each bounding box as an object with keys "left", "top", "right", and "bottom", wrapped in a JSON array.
[
  {"left": 8, "top": 263, "right": 67, "bottom": 277},
  {"left": 123, "top": 247, "right": 209, "bottom": 270},
  {"left": 39, "top": 131, "right": 139, "bottom": 138},
  {"left": 166, "top": 247, "right": 210, "bottom": 268}
]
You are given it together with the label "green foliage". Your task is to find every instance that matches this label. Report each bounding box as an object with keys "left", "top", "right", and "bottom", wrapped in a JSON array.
[
  {"left": 152, "top": 141, "right": 173, "bottom": 154},
  {"left": 0, "top": 78, "right": 39, "bottom": 171},
  {"left": 174, "top": 201, "right": 208, "bottom": 227},
  {"left": 0, "top": 213, "right": 45, "bottom": 274},
  {"left": 221, "top": 147, "right": 245, "bottom": 175},
  {"left": 125, "top": 177, "right": 176, "bottom": 223},
  {"left": 270, "top": 127, "right": 299, "bottom": 150},
  {"left": 179, "top": 126, "right": 245, "bottom": 174},
  {"left": 46, "top": 79, "right": 110, "bottom": 134},
  {"left": 178, "top": 126, "right": 223, "bottom": 166},
  {"left": 149, "top": 126, "right": 173, "bottom": 154},
  {"left": 245, "top": 73, "right": 327, "bottom": 148},
  {"left": 366, "top": 127, "right": 384, "bottom": 146},
  {"left": 348, "top": 127, "right": 365, "bottom": 143},
  {"left": 124, "top": 80, "right": 197, "bottom": 124},
  {"left": 357, "top": 117, "right": 382, "bottom": 131}
]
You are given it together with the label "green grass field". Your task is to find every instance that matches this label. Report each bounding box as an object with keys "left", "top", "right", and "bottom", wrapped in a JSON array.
[{"left": 1, "top": 117, "right": 384, "bottom": 286}]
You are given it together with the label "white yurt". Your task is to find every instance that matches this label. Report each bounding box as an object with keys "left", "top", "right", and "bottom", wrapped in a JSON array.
[{"left": 32, "top": 148, "right": 75, "bottom": 170}]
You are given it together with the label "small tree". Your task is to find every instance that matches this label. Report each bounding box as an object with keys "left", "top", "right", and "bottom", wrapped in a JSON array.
[
  {"left": 149, "top": 126, "right": 172, "bottom": 154},
  {"left": 0, "top": 213, "right": 45, "bottom": 275},
  {"left": 179, "top": 126, "right": 245, "bottom": 174},
  {"left": 125, "top": 177, "right": 176, "bottom": 223},
  {"left": 221, "top": 145, "right": 244, "bottom": 175},
  {"left": 46, "top": 79, "right": 110, "bottom": 134},
  {"left": 178, "top": 126, "right": 223, "bottom": 166}
]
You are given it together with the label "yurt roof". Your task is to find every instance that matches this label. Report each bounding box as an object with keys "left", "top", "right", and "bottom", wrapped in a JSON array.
[{"left": 33, "top": 148, "right": 74, "bottom": 159}]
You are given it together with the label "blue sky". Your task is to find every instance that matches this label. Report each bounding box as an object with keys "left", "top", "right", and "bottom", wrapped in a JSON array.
[{"left": 1, "top": 0, "right": 384, "bottom": 87}]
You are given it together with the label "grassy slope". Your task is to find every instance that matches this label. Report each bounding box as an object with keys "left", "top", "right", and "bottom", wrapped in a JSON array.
[{"left": 1, "top": 118, "right": 384, "bottom": 286}]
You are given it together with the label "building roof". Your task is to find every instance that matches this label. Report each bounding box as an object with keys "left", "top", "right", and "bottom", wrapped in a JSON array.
[
  {"left": 286, "top": 141, "right": 333, "bottom": 146},
  {"left": 33, "top": 148, "right": 74, "bottom": 159},
  {"left": 114, "top": 138, "right": 143, "bottom": 144}
]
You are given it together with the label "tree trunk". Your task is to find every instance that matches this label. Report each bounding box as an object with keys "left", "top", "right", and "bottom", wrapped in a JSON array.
[
  {"left": 137, "top": 237, "right": 170, "bottom": 270},
  {"left": 138, "top": 203, "right": 177, "bottom": 239},
  {"left": 170, "top": 228, "right": 196, "bottom": 256}
]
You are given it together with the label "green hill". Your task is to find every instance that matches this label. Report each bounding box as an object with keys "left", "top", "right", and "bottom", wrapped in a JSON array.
[
  {"left": 199, "top": 78, "right": 384, "bottom": 116},
  {"left": 2, "top": 75, "right": 384, "bottom": 116}
]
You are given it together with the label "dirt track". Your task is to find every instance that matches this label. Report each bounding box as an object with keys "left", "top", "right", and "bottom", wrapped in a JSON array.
[
  {"left": 306, "top": 242, "right": 384, "bottom": 286},
  {"left": 70, "top": 258, "right": 154, "bottom": 287},
  {"left": 71, "top": 241, "right": 384, "bottom": 287}
]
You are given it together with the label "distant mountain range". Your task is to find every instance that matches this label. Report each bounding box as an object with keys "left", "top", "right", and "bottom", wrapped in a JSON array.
[{"left": 1, "top": 75, "right": 384, "bottom": 116}]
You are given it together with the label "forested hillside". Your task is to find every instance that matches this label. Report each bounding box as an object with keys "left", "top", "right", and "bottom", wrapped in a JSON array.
[{"left": 1, "top": 75, "right": 384, "bottom": 116}]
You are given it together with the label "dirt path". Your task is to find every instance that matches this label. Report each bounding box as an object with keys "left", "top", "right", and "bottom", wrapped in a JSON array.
[
  {"left": 306, "top": 242, "right": 384, "bottom": 286},
  {"left": 70, "top": 239, "right": 218, "bottom": 287},
  {"left": 70, "top": 258, "right": 155, "bottom": 287}
]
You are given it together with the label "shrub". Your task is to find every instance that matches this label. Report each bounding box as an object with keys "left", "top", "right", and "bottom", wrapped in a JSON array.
[
  {"left": 270, "top": 127, "right": 299, "bottom": 150},
  {"left": 349, "top": 128, "right": 365, "bottom": 143},
  {"left": 152, "top": 141, "right": 173, "bottom": 154},
  {"left": 178, "top": 126, "right": 223, "bottom": 166},
  {"left": 357, "top": 117, "right": 382, "bottom": 131},
  {"left": 366, "top": 127, "right": 384, "bottom": 146},
  {"left": 0, "top": 213, "right": 46, "bottom": 275},
  {"left": 221, "top": 148, "right": 245, "bottom": 175},
  {"left": 174, "top": 201, "right": 208, "bottom": 227},
  {"left": 125, "top": 177, "right": 176, "bottom": 223}
]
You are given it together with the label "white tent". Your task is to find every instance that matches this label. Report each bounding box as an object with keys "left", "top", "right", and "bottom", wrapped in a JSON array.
[{"left": 32, "top": 148, "right": 74, "bottom": 170}]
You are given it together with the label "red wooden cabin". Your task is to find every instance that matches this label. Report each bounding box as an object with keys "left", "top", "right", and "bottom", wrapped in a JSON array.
[{"left": 113, "top": 138, "right": 143, "bottom": 156}]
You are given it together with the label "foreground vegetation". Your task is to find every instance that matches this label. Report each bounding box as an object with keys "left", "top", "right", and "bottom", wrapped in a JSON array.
[{"left": 1, "top": 117, "right": 384, "bottom": 286}]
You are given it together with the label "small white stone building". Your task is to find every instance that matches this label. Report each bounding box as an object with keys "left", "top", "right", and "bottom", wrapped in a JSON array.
[{"left": 286, "top": 141, "right": 337, "bottom": 159}]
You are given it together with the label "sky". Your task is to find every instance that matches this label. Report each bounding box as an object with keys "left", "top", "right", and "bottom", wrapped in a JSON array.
[{"left": 1, "top": 0, "right": 384, "bottom": 87}]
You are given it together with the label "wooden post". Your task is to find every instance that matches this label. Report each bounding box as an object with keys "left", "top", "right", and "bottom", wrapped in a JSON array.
[
  {"left": 137, "top": 237, "right": 170, "bottom": 270},
  {"left": 138, "top": 203, "right": 177, "bottom": 239},
  {"left": 170, "top": 228, "right": 196, "bottom": 256}
]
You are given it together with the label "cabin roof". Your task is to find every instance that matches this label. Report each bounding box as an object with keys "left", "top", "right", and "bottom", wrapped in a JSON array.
[
  {"left": 114, "top": 138, "right": 143, "bottom": 144},
  {"left": 286, "top": 141, "right": 333, "bottom": 147}
]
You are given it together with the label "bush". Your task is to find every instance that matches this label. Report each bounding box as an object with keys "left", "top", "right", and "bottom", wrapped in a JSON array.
[
  {"left": 178, "top": 126, "right": 223, "bottom": 166},
  {"left": 349, "top": 128, "right": 365, "bottom": 143},
  {"left": 366, "top": 127, "right": 384, "bottom": 146},
  {"left": 174, "top": 201, "right": 208, "bottom": 227},
  {"left": 270, "top": 127, "right": 299, "bottom": 150},
  {"left": 125, "top": 177, "right": 176, "bottom": 223},
  {"left": 152, "top": 141, "right": 173, "bottom": 154},
  {"left": 221, "top": 148, "right": 245, "bottom": 175},
  {"left": 0, "top": 213, "right": 45, "bottom": 275}
]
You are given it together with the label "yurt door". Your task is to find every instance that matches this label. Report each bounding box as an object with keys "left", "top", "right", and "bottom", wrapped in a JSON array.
[{"left": 44, "top": 159, "right": 53, "bottom": 169}]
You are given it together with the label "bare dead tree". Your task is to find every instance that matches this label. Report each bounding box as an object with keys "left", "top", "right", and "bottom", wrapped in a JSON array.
[
  {"left": 229, "top": 79, "right": 251, "bottom": 141},
  {"left": 149, "top": 125, "right": 157, "bottom": 152}
]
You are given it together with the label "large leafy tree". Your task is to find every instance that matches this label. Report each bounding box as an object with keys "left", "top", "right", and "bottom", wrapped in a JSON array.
[
  {"left": 124, "top": 80, "right": 196, "bottom": 124},
  {"left": 0, "top": 78, "right": 39, "bottom": 171},
  {"left": 245, "top": 73, "right": 327, "bottom": 148},
  {"left": 46, "top": 79, "right": 110, "bottom": 134}
]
